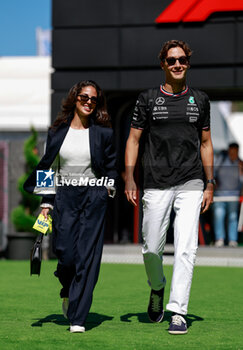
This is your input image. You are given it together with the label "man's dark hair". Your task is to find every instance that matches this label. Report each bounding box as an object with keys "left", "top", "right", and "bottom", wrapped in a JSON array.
[
  {"left": 158, "top": 40, "right": 192, "bottom": 62},
  {"left": 229, "top": 142, "right": 239, "bottom": 149}
]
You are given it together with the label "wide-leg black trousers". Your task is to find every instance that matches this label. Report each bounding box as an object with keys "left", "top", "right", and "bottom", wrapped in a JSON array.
[{"left": 52, "top": 185, "right": 108, "bottom": 326}]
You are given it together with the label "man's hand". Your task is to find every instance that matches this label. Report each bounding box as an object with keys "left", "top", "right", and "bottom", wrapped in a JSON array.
[
  {"left": 201, "top": 184, "right": 214, "bottom": 213},
  {"left": 124, "top": 128, "right": 143, "bottom": 206},
  {"left": 200, "top": 129, "right": 214, "bottom": 214},
  {"left": 125, "top": 178, "right": 138, "bottom": 206}
]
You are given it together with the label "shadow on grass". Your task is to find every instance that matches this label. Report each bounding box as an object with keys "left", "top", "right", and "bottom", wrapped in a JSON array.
[
  {"left": 85, "top": 313, "right": 114, "bottom": 331},
  {"left": 185, "top": 313, "right": 204, "bottom": 328},
  {"left": 120, "top": 312, "right": 150, "bottom": 323},
  {"left": 31, "top": 314, "right": 69, "bottom": 328},
  {"left": 31, "top": 313, "right": 114, "bottom": 331},
  {"left": 120, "top": 311, "right": 204, "bottom": 329}
]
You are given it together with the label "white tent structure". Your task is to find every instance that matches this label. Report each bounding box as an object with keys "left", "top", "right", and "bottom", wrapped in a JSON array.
[
  {"left": 0, "top": 57, "right": 52, "bottom": 253},
  {"left": 223, "top": 110, "right": 243, "bottom": 160},
  {"left": 0, "top": 56, "right": 51, "bottom": 131},
  {"left": 210, "top": 101, "right": 243, "bottom": 159}
]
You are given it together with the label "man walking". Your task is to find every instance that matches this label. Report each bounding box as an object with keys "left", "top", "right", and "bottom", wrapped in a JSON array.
[{"left": 125, "top": 40, "right": 214, "bottom": 334}]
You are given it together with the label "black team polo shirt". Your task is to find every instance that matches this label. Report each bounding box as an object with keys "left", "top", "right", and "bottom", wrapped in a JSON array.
[{"left": 131, "top": 85, "right": 210, "bottom": 190}]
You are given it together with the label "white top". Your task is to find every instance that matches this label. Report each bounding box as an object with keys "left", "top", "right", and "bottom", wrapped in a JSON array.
[{"left": 59, "top": 127, "right": 96, "bottom": 181}]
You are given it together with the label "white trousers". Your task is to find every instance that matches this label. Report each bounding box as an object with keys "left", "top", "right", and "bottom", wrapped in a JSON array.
[{"left": 142, "top": 179, "right": 204, "bottom": 315}]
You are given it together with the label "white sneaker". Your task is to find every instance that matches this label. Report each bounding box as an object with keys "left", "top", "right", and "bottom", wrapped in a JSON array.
[
  {"left": 62, "top": 298, "right": 69, "bottom": 319},
  {"left": 215, "top": 239, "right": 224, "bottom": 248},
  {"left": 229, "top": 240, "right": 238, "bottom": 248},
  {"left": 70, "top": 325, "right": 85, "bottom": 333}
]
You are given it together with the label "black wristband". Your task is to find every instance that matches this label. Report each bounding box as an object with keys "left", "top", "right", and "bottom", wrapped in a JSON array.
[{"left": 207, "top": 179, "right": 216, "bottom": 185}]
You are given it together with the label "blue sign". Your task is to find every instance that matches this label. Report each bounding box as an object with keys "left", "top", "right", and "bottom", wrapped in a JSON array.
[{"left": 36, "top": 169, "right": 55, "bottom": 188}]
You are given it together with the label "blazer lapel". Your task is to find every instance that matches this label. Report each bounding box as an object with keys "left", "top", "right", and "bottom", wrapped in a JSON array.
[
  {"left": 89, "top": 124, "right": 98, "bottom": 170},
  {"left": 44, "top": 116, "right": 72, "bottom": 165}
]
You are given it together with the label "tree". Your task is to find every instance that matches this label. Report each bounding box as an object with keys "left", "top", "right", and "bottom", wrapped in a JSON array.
[{"left": 11, "top": 127, "right": 41, "bottom": 232}]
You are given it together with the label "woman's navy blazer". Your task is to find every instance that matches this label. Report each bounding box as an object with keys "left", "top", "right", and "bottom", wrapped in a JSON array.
[{"left": 23, "top": 115, "right": 118, "bottom": 206}]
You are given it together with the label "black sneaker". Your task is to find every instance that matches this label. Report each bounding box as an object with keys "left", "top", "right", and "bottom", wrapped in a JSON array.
[
  {"left": 147, "top": 288, "right": 164, "bottom": 323},
  {"left": 168, "top": 314, "right": 188, "bottom": 334}
]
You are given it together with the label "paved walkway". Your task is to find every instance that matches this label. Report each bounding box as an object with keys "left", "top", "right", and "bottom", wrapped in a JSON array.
[{"left": 102, "top": 244, "right": 243, "bottom": 267}]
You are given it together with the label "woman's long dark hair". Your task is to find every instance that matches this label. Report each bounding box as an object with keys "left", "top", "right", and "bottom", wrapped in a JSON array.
[{"left": 51, "top": 80, "right": 111, "bottom": 129}]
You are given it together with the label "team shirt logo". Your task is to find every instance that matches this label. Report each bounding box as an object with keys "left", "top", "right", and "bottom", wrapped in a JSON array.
[
  {"left": 132, "top": 100, "right": 140, "bottom": 121},
  {"left": 187, "top": 96, "right": 199, "bottom": 122},
  {"left": 153, "top": 97, "right": 168, "bottom": 120},
  {"left": 189, "top": 116, "right": 198, "bottom": 122},
  {"left": 155, "top": 97, "right": 165, "bottom": 105},
  {"left": 189, "top": 96, "right": 195, "bottom": 104}
]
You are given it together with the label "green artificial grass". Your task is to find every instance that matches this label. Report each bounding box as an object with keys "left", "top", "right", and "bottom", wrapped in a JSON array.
[{"left": 0, "top": 260, "right": 242, "bottom": 350}]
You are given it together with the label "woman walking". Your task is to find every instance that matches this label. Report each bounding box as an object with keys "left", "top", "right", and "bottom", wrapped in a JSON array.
[{"left": 24, "top": 80, "right": 117, "bottom": 333}]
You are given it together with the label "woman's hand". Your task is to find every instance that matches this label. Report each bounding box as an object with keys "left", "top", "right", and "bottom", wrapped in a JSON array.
[{"left": 41, "top": 207, "right": 50, "bottom": 220}]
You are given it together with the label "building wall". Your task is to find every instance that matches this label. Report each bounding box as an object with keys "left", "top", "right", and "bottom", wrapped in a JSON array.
[{"left": 51, "top": 0, "right": 243, "bottom": 120}]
